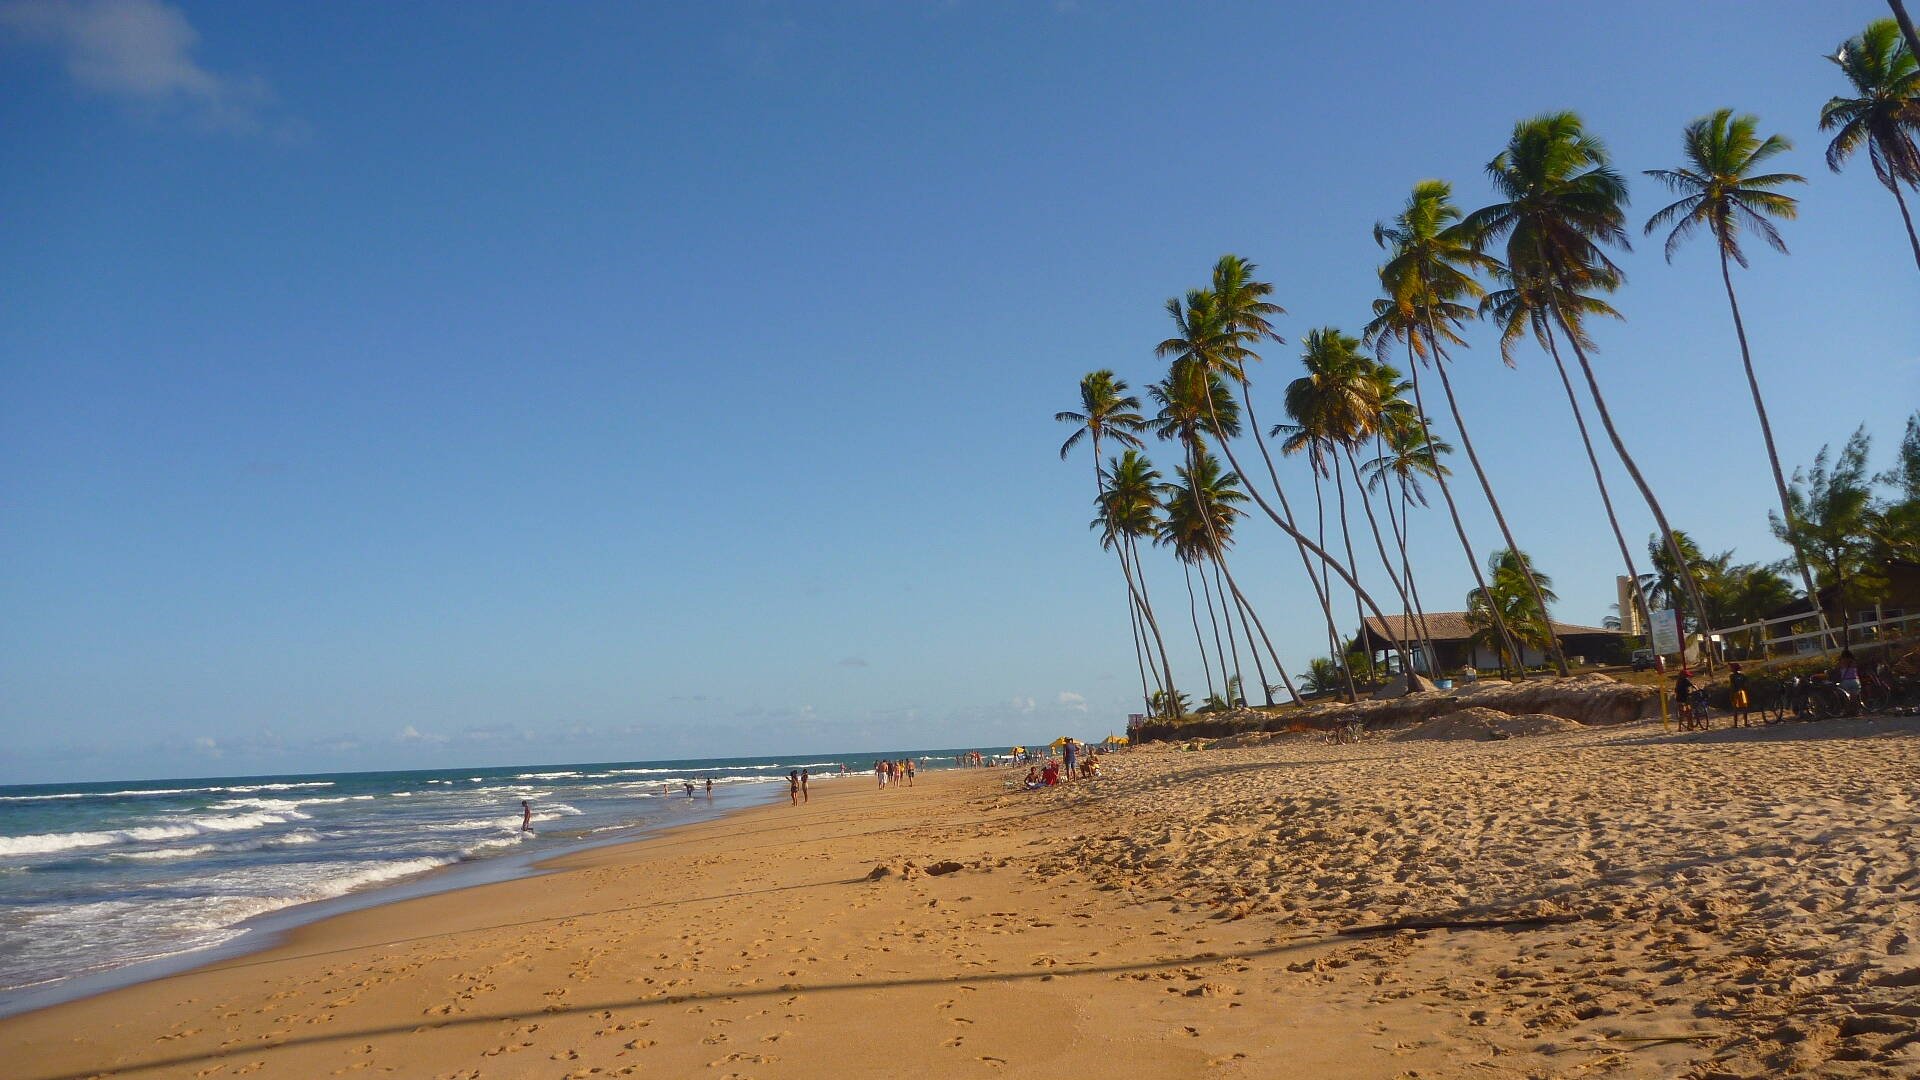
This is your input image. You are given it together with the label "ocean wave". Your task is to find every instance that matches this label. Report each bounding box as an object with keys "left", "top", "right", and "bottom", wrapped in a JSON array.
[
  {"left": 0, "top": 781, "right": 335, "bottom": 805},
  {"left": 0, "top": 812, "right": 306, "bottom": 858},
  {"left": 512, "top": 771, "right": 582, "bottom": 780}
]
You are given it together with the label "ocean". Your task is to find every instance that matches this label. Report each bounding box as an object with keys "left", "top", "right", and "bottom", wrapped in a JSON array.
[{"left": 0, "top": 749, "right": 986, "bottom": 1014}]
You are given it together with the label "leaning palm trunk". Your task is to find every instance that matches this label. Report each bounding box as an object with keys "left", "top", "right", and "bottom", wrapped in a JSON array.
[
  {"left": 1329, "top": 453, "right": 1375, "bottom": 680},
  {"left": 1716, "top": 245, "right": 1836, "bottom": 652},
  {"left": 1540, "top": 328, "right": 1655, "bottom": 639},
  {"left": 1402, "top": 333, "right": 1525, "bottom": 677},
  {"left": 1232, "top": 381, "right": 1361, "bottom": 702},
  {"left": 1179, "top": 561, "right": 1217, "bottom": 700},
  {"left": 1198, "top": 559, "right": 1235, "bottom": 701},
  {"left": 1125, "top": 535, "right": 1181, "bottom": 714},
  {"left": 1181, "top": 443, "right": 1302, "bottom": 703},
  {"left": 1426, "top": 341, "right": 1570, "bottom": 676},
  {"left": 1547, "top": 302, "right": 1716, "bottom": 671},
  {"left": 1890, "top": 179, "right": 1920, "bottom": 274},
  {"left": 1374, "top": 434, "right": 1441, "bottom": 670},
  {"left": 1210, "top": 561, "right": 1250, "bottom": 698},
  {"left": 1227, "top": 582, "right": 1274, "bottom": 705},
  {"left": 1345, "top": 446, "right": 1425, "bottom": 674},
  {"left": 1125, "top": 583, "right": 1157, "bottom": 709},
  {"left": 1201, "top": 397, "right": 1407, "bottom": 688}
]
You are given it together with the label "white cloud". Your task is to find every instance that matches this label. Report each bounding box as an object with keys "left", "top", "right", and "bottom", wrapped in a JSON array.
[
  {"left": 1057, "top": 691, "right": 1087, "bottom": 712},
  {"left": 192, "top": 735, "right": 221, "bottom": 757},
  {"left": 1, "top": 0, "right": 278, "bottom": 132},
  {"left": 397, "top": 724, "right": 446, "bottom": 745},
  {"left": 1010, "top": 696, "right": 1035, "bottom": 714}
]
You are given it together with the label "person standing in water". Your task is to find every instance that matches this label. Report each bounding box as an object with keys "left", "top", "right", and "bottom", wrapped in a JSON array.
[
  {"left": 704, "top": 777, "right": 713, "bottom": 798},
  {"left": 520, "top": 800, "right": 532, "bottom": 832},
  {"left": 684, "top": 781, "right": 695, "bottom": 799}
]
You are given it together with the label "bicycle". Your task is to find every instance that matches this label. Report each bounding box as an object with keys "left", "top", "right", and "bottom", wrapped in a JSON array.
[{"left": 1774, "top": 675, "right": 1859, "bottom": 722}]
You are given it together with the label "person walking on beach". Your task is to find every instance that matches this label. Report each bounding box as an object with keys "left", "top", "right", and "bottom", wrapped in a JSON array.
[
  {"left": 1728, "top": 663, "right": 1752, "bottom": 727},
  {"left": 904, "top": 759, "right": 915, "bottom": 788},
  {"left": 1062, "top": 738, "right": 1078, "bottom": 782},
  {"left": 875, "top": 760, "right": 886, "bottom": 790},
  {"left": 520, "top": 800, "right": 532, "bottom": 832},
  {"left": 788, "top": 769, "right": 800, "bottom": 805},
  {"left": 800, "top": 768, "right": 810, "bottom": 802}
]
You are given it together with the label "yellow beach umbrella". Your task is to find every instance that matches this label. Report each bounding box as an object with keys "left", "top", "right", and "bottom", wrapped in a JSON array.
[
  {"left": 1010, "top": 746, "right": 1025, "bottom": 754},
  {"left": 1049, "top": 736, "right": 1070, "bottom": 749},
  {"left": 1103, "top": 734, "right": 1128, "bottom": 745}
]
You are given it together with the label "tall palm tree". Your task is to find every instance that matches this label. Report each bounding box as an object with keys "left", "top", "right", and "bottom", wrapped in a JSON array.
[
  {"left": 1159, "top": 449, "right": 1295, "bottom": 703},
  {"left": 1466, "top": 549, "right": 1559, "bottom": 672},
  {"left": 1362, "top": 415, "right": 1451, "bottom": 674},
  {"left": 1644, "top": 109, "right": 1835, "bottom": 653},
  {"left": 1060, "top": 372, "right": 1161, "bottom": 707},
  {"left": 1200, "top": 256, "right": 1359, "bottom": 699},
  {"left": 1480, "top": 259, "right": 1654, "bottom": 643},
  {"left": 1279, "top": 328, "right": 1381, "bottom": 678},
  {"left": 1159, "top": 273, "right": 1408, "bottom": 693},
  {"left": 1367, "top": 180, "right": 1530, "bottom": 677},
  {"left": 1151, "top": 366, "right": 1301, "bottom": 704},
  {"left": 1344, "top": 361, "right": 1436, "bottom": 675},
  {"left": 1093, "top": 450, "right": 1179, "bottom": 714},
  {"left": 1820, "top": 19, "right": 1920, "bottom": 272},
  {"left": 1466, "top": 112, "right": 1714, "bottom": 670}
]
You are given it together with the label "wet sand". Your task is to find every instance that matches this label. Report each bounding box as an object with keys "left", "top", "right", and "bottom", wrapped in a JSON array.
[{"left": 8, "top": 717, "right": 1918, "bottom": 1079}]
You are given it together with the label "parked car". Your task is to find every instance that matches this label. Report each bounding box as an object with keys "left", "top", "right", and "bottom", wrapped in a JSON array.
[{"left": 1630, "top": 649, "right": 1655, "bottom": 671}]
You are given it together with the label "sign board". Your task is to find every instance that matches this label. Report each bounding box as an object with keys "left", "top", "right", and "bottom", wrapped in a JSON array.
[{"left": 1649, "top": 608, "right": 1681, "bottom": 655}]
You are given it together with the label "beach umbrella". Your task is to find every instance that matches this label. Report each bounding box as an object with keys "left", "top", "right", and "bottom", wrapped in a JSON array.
[
  {"left": 1103, "top": 734, "right": 1129, "bottom": 745},
  {"left": 1049, "top": 736, "right": 1070, "bottom": 749}
]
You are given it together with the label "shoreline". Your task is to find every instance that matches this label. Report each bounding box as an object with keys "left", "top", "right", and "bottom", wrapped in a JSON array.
[
  {"left": 0, "top": 778, "right": 792, "bottom": 1021},
  {"left": 9, "top": 720, "right": 1918, "bottom": 1079}
]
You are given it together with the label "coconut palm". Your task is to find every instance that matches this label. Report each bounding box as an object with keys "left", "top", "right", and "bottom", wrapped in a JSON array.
[
  {"left": 1060, "top": 372, "right": 1168, "bottom": 709},
  {"left": 1466, "top": 112, "right": 1714, "bottom": 669},
  {"left": 1342, "top": 360, "right": 1431, "bottom": 672},
  {"left": 1159, "top": 274, "right": 1407, "bottom": 693},
  {"left": 1644, "top": 109, "right": 1836, "bottom": 652},
  {"left": 1820, "top": 18, "right": 1920, "bottom": 272},
  {"left": 1093, "top": 449, "right": 1179, "bottom": 715},
  {"left": 1201, "top": 256, "right": 1358, "bottom": 698},
  {"left": 1466, "top": 549, "right": 1559, "bottom": 673},
  {"left": 1277, "top": 328, "right": 1383, "bottom": 678},
  {"left": 1158, "top": 448, "right": 1292, "bottom": 702},
  {"left": 1366, "top": 180, "right": 1530, "bottom": 677},
  {"left": 1480, "top": 260, "right": 1655, "bottom": 644},
  {"left": 1362, "top": 415, "right": 1450, "bottom": 674}
]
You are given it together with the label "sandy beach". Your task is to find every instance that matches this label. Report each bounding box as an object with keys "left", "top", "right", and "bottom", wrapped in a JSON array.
[{"left": 7, "top": 717, "right": 1919, "bottom": 1079}]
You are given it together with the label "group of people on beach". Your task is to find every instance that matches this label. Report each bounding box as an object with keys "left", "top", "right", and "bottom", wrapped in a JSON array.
[
  {"left": 874, "top": 758, "right": 914, "bottom": 789},
  {"left": 1673, "top": 649, "right": 1871, "bottom": 729},
  {"left": 787, "top": 768, "right": 810, "bottom": 804},
  {"left": 1020, "top": 738, "right": 1099, "bottom": 790}
]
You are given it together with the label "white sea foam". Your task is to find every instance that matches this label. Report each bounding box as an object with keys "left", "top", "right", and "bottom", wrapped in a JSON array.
[
  {"left": 513, "top": 771, "right": 582, "bottom": 780},
  {"left": 0, "top": 781, "right": 335, "bottom": 805},
  {"left": 0, "top": 812, "right": 305, "bottom": 858}
]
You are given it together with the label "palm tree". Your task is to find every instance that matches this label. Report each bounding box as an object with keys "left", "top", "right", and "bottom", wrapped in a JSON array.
[
  {"left": 1279, "top": 328, "right": 1383, "bottom": 679},
  {"left": 1644, "top": 109, "right": 1835, "bottom": 653},
  {"left": 1892, "top": 1, "right": 1920, "bottom": 58},
  {"left": 1343, "top": 360, "right": 1433, "bottom": 675},
  {"left": 1158, "top": 448, "right": 1295, "bottom": 703},
  {"left": 1466, "top": 112, "right": 1715, "bottom": 670},
  {"left": 1362, "top": 415, "right": 1451, "bottom": 675},
  {"left": 1060, "top": 372, "right": 1167, "bottom": 710},
  {"left": 1480, "top": 259, "right": 1655, "bottom": 644},
  {"left": 1466, "top": 549, "right": 1559, "bottom": 673},
  {"left": 1820, "top": 19, "right": 1920, "bottom": 272},
  {"left": 1200, "top": 256, "right": 1358, "bottom": 699},
  {"left": 1159, "top": 270, "right": 1409, "bottom": 693},
  {"left": 1093, "top": 449, "right": 1179, "bottom": 715},
  {"left": 1367, "top": 180, "right": 1530, "bottom": 677}
]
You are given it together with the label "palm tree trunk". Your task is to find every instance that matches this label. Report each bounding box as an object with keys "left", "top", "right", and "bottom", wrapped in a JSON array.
[
  {"left": 1180, "top": 560, "right": 1216, "bottom": 700},
  {"left": 1125, "top": 579, "right": 1156, "bottom": 709},
  {"left": 1230, "top": 380, "right": 1358, "bottom": 699},
  {"left": 1211, "top": 551, "right": 1300, "bottom": 703},
  {"left": 1547, "top": 300, "right": 1717, "bottom": 672},
  {"left": 1891, "top": 0, "right": 1920, "bottom": 58},
  {"left": 1538, "top": 329, "right": 1655, "bottom": 643},
  {"left": 1891, "top": 162, "right": 1920, "bottom": 273},
  {"left": 1330, "top": 451, "right": 1374, "bottom": 681},
  {"left": 1375, "top": 448, "right": 1439, "bottom": 674},
  {"left": 1404, "top": 332, "right": 1525, "bottom": 678},
  {"left": 1346, "top": 446, "right": 1422, "bottom": 675},
  {"left": 1198, "top": 557, "right": 1234, "bottom": 700},
  {"left": 1181, "top": 440, "right": 1300, "bottom": 704},
  {"left": 1126, "top": 535, "right": 1181, "bottom": 716},
  {"left": 1228, "top": 580, "right": 1274, "bottom": 706},
  {"left": 1211, "top": 561, "right": 1251, "bottom": 705},
  {"left": 1095, "top": 446, "right": 1180, "bottom": 714},
  {"left": 1202, "top": 395, "right": 1400, "bottom": 694},
  {"left": 1718, "top": 245, "right": 1837, "bottom": 653},
  {"left": 1426, "top": 343, "right": 1569, "bottom": 677}
]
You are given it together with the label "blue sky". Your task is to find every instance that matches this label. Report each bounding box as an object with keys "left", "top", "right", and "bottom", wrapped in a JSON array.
[{"left": 2, "top": 0, "right": 1915, "bottom": 783}]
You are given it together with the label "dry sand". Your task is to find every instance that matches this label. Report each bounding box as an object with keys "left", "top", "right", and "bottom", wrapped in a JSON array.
[{"left": 7, "top": 716, "right": 1919, "bottom": 1079}]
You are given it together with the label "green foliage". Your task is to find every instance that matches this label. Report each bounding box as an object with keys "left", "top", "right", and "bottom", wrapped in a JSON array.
[
  {"left": 1644, "top": 109, "right": 1803, "bottom": 266},
  {"left": 1465, "top": 549, "right": 1557, "bottom": 671},
  {"left": 1771, "top": 427, "right": 1883, "bottom": 608},
  {"left": 1820, "top": 19, "right": 1920, "bottom": 191}
]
